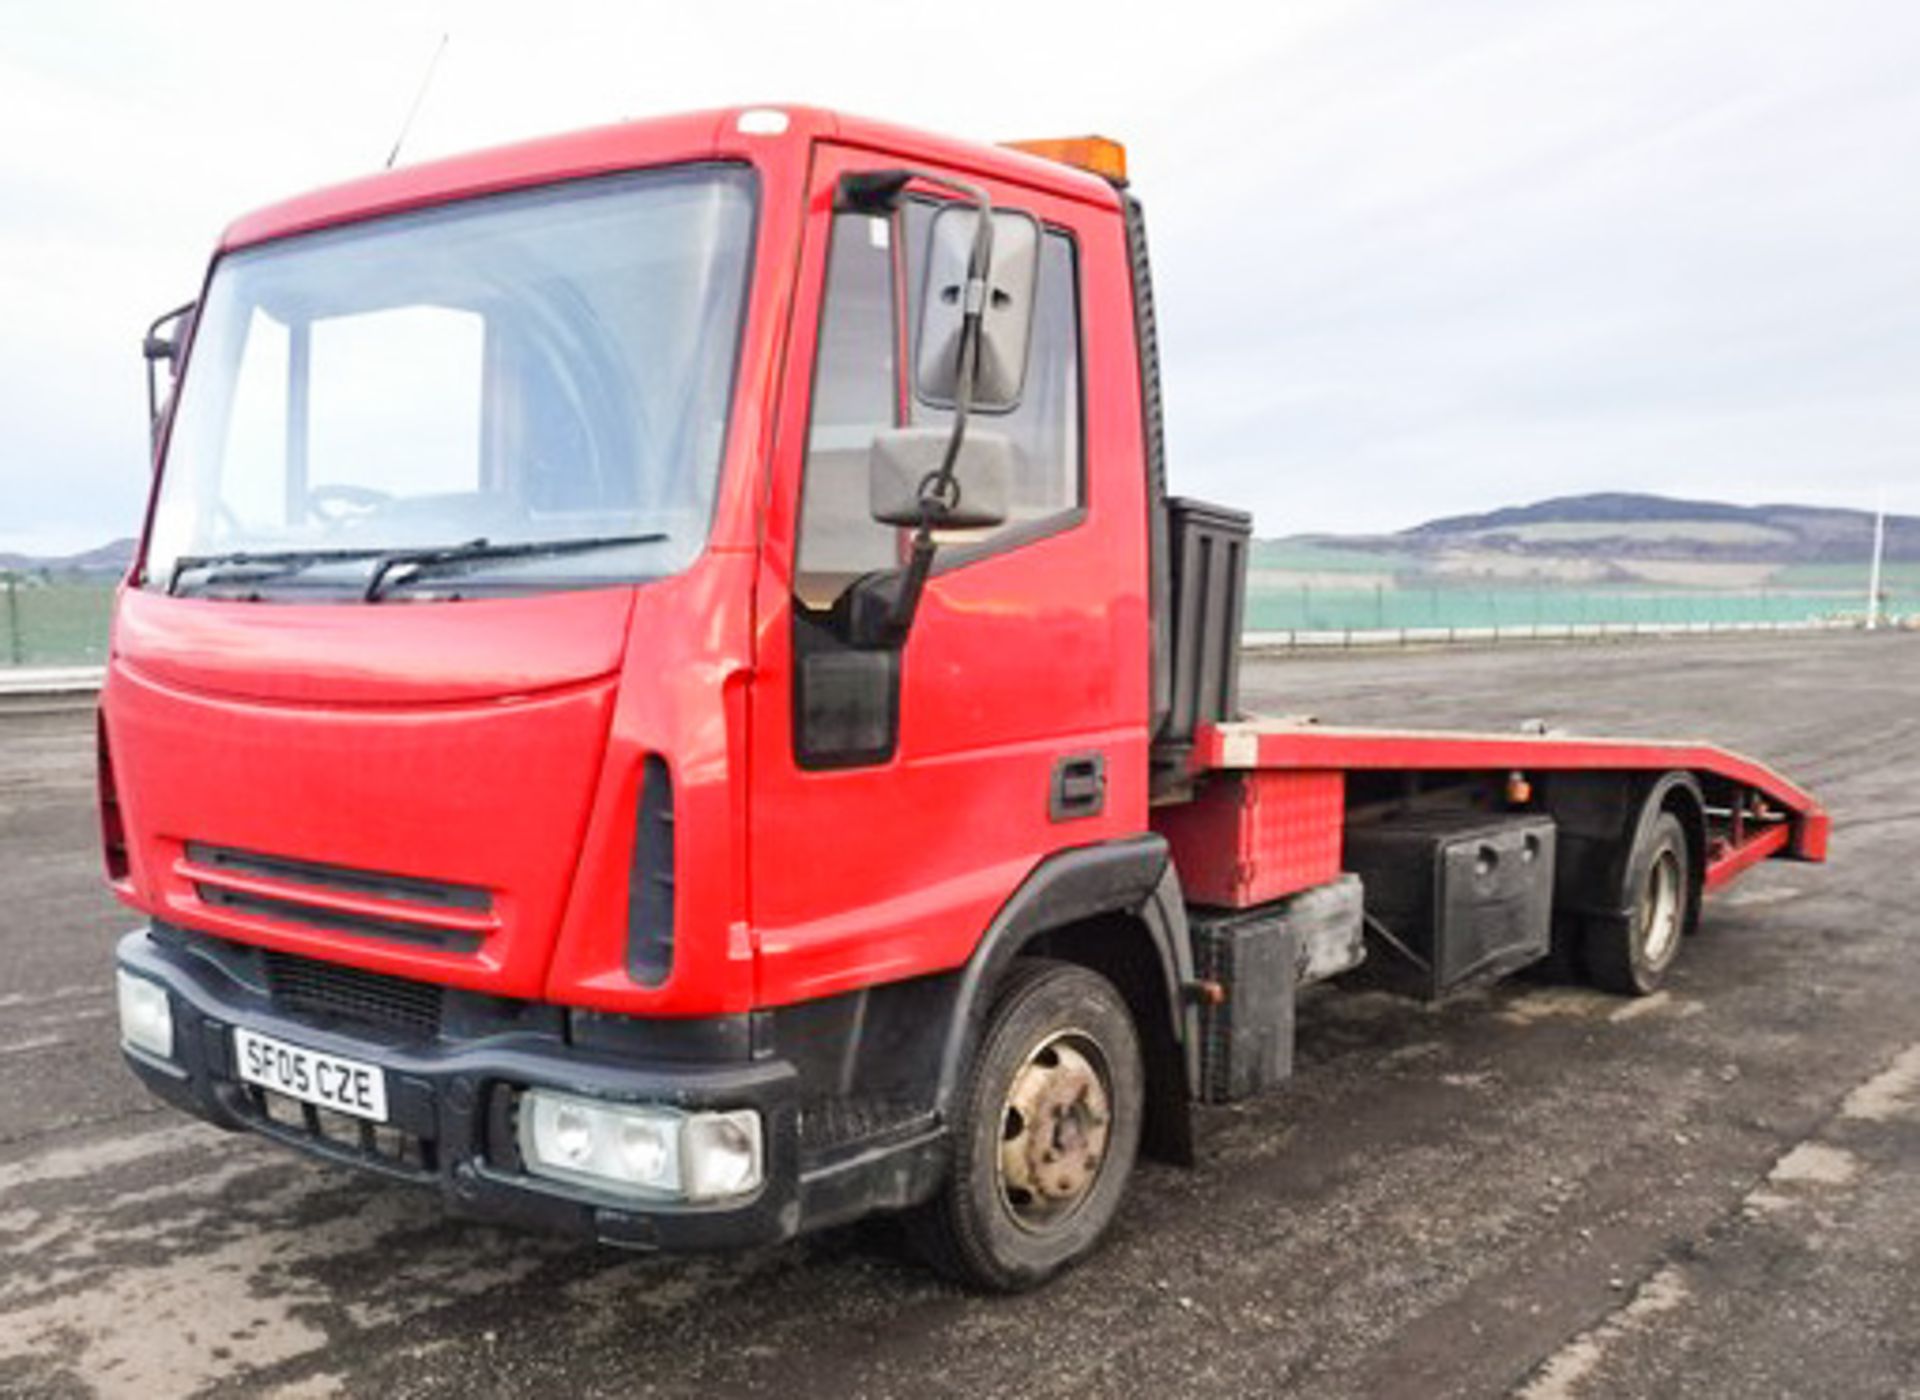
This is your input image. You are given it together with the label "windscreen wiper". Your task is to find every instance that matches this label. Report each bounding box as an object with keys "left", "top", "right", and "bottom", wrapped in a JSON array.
[
  {"left": 363, "top": 532, "right": 670, "bottom": 601},
  {"left": 167, "top": 547, "right": 389, "bottom": 596}
]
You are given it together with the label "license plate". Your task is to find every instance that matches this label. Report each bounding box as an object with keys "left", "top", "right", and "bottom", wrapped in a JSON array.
[{"left": 233, "top": 1027, "right": 389, "bottom": 1123}]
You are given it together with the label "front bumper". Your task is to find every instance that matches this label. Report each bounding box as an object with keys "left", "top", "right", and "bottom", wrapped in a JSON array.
[{"left": 116, "top": 927, "right": 941, "bottom": 1250}]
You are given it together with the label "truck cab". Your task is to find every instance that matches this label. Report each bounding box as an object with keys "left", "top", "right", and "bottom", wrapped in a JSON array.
[{"left": 108, "top": 106, "right": 1825, "bottom": 1291}]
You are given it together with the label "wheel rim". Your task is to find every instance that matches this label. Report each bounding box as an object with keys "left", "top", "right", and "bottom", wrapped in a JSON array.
[
  {"left": 1640, "top": 848, "right": 1683, "bottom": 969},
  {"left": 996, "top": 1030, "right": 1113, "bottom": 1233}
]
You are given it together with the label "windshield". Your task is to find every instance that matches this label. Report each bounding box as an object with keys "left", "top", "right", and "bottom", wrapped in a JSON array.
[{"left": 147, "top": 165, "right": 756, "bottom": 597}]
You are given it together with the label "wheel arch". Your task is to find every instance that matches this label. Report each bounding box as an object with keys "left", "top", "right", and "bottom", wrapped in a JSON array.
[{"left": 934, "top": 836, "right": 1198, "bottom": 1166}]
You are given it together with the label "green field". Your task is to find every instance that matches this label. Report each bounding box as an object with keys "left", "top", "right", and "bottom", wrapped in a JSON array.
[
  {"left": 1249, "top": 540, "right": 1416, "bottom": 574},
  {"left": 1768, "top": 560, "right": 1920, "bottom": 590},
  {"left": 1, "top": 578, "right": 115, "bottom": 666}
]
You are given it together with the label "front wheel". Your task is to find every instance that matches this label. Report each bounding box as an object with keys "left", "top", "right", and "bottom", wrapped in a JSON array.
[
  {"left": 907, "top": 959, "right": 1144, "bottom": 1292},
  {"left": 1584, "top": 810, "right": 1693, "bottom": 995}
]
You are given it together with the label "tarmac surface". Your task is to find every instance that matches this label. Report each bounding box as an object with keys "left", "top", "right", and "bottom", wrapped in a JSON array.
[{"left": 1, "top": 631, "right": 1916, "bottom": 1398}]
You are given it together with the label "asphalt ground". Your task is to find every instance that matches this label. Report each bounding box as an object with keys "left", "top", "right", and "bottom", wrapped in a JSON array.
[{"left": 2, "top": 631, "right": 1916, "bottom": 1398}]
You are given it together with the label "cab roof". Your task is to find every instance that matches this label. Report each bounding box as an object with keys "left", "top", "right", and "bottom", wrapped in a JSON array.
[{"left": 220, "top": 105, "right": 1124, "bottom": 252}]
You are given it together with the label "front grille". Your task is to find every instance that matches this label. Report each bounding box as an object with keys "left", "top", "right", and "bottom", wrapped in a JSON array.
[
  {"left": 264, "top": 949, "right": 445, "bottom": 1040},
  {"left": 185, "top": 843, "right": 490, "bottom": 911},
  {"left": 242, "top": 1085, "right": 436, "bottom": 1178},
  {"left": 183, "top": 842, "right": 492, "bottom": 953},
  {"left": 201, "top": 885, "right": 483, "bottom": 952}
]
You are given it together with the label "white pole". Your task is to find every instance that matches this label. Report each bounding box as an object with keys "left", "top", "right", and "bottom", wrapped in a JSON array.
[{"left": 1866, "top": 497, "right": 1886, "bottom": 630}]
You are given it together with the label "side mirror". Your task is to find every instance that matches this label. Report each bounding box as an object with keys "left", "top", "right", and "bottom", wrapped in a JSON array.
[
  {"left": 143, "top": 300, "right": 196, "bottom": 451},
  {"left": 869, "top": 428, "right": 1015, "bottom": 530},
  {"left": 914, "top": 206, "right": 1040, "bottom": 412}
]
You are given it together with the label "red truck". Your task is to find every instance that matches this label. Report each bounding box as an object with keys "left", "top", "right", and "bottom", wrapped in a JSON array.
[{"left": 108, "top": 106, "right": 1828, "bottom": 1291}]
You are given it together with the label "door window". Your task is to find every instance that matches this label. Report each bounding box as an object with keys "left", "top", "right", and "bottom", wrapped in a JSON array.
[{"left": 795, "top": 201, "right": 1082, "bottom": 609}]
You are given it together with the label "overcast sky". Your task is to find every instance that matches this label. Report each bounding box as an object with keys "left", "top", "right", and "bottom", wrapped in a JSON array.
[{"left": 2, "top": 0, "right": 1915, "bottom": 553}]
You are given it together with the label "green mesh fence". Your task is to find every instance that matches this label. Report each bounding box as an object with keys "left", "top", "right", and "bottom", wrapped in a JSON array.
[
  {"left": 0, "top": 575, "right": 1911, "bottom": 668},
  {"left": 1243, "top": 582, "right": 1917, "bottom": 633},
  {"left": 0, "top": 577, "right": 117, "bottom": 667}
]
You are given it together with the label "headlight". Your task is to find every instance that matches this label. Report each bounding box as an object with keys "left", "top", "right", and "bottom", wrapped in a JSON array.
[
  {"left": 517, "top": 1089, "right": 764, "bottom": 1203},
  {"left": 683, "top": 1110, "right": 765, "bottom": 1201},
  {"left": 116, "top": 968, "right": 174, "bottom": 1060}
]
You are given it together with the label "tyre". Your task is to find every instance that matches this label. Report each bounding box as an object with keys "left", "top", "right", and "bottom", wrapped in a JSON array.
[
  {"left": 1583, "top": 810, "right": 1692, "bottom": 996},
  {"left": 906, "top": 958, "right": 1144, "bottom": 1292}
]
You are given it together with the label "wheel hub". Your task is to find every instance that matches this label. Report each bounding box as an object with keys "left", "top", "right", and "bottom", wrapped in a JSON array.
[
  {"left": 998, "top": 1034, "right": 1111, "bottom": 1227},
  {"left": 1641, "top": 847, "right": 1683, "bottom": 968}
]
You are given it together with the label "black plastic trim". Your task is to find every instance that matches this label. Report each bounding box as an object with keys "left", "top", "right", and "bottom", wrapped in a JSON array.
[
  {"left": 117, "top": 926, "right": 952, "bottom": 1252},
  {"left": 1123, "top": 193, "right": 1174, "bottom": 742},
  {"left": 932, "top": 835, "right": 1191, "bottom": 1114},
  {"left": 626, "top": 756, "right": 676, "bottom": 986}
]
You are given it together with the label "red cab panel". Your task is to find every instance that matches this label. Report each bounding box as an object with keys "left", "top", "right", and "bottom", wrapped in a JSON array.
[
  {"left": 113, "top": 585, "right": 632, "bottom": 706},
  {"left": 743, "top": 142, "right": 1153, "bottom": 1008},
  {"left": 101, "top": 587, "right": 635, "bottom": 997}
]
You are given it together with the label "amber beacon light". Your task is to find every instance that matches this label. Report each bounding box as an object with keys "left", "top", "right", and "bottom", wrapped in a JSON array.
[{"left": 1002, "top": 135, "right": 1128, "bottom": 183}]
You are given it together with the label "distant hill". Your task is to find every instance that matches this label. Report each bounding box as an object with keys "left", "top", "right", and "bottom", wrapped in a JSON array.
[
  {"left": 1394, "top": 493, "right": 1918, "bottom": 562},
  {"left": 0, "top": 538, "right": 136, "bottom": 576},
  {"left": 1263, "top": 493, "right": 1914, "bottom": 591},
  {"left": 1283, "top": 493, "right": 1917, "bottom": 566}
]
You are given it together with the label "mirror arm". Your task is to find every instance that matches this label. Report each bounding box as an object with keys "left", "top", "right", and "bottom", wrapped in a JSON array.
[
  {"left": 829, "top": 167, "right": 1003, "bottom": 646},
  {"left": 885, "top": 175, "right": 994, "bottom": 641}
]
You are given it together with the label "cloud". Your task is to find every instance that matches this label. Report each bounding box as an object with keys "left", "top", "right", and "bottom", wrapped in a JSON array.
[{"left": 1, "top": 0, "right": 1916, "bottom": 551}]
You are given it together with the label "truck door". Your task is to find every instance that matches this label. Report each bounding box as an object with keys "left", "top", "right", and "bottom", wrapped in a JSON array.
[{"left": 747, "top": 144, "right": 1153, "bottom": 1007}]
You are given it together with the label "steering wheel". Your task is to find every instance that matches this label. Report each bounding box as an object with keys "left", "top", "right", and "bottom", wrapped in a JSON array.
[{"left": 306, "top": 483, "right": 394, "bottom": 524}]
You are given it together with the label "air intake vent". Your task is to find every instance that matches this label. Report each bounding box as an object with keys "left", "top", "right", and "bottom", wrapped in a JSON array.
[
  {"left": 264, "top": 949, "right": 444, "bottom": 1040},
  {"left": 627, "top": 756, "right": 676, "bottom": 987},
  {"left": 97, "top": 715, "right": 129, "bottom": 883},
  {"left": 180, "top": 842, "right": 493, "bottom": 953}
]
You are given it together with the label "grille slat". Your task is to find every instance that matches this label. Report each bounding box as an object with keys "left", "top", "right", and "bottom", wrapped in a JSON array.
[
  {"left": 184, "top": 842, "right": 492, "bottom": 953},
  {"left": 264, "top": 949, "right": 445, "bottom": 1040},
  {"left": 199, "top": 884, "right": 483, "bottom": 952},
  {"left": 185, "top": 843, "right": 490, "bottom": 911}
]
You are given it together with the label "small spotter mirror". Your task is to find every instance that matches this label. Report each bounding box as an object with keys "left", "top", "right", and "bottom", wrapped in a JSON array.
[
  {"left": 142, "top": 300, "right": 196, "bottom": 451},
  {"left": 915, "top": 206, "right": 1040, "bottom": 412}
]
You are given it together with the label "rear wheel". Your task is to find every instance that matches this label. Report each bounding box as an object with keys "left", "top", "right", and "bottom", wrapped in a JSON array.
[
  {"left": 907, "top": 959, "right": 1143, "bottom": 1292},
  {"left": 1584, "top": 810, "right": 1692, "bottom": 995}
]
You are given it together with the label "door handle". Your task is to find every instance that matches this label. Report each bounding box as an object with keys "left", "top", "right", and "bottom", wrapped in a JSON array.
[{"left": 1050, "top": 752, "right": 1106, "bottom": 822}]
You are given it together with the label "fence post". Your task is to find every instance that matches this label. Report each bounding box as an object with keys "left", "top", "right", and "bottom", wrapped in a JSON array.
[{"left": 3, "top": 572, "right": 20, "bottom": 667}]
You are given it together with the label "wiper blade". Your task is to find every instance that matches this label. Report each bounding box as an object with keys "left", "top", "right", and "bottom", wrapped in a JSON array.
[
  {"left": 363, "top": 532, "right": 670, "bottom": 601},
  {"left": 167, "top": 547, "right": 387, "bottom": 596}
]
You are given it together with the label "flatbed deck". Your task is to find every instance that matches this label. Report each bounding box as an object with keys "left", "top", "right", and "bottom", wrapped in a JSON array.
[{"left": 1192, "top": 717, "right": 1829, "bottom": 892}]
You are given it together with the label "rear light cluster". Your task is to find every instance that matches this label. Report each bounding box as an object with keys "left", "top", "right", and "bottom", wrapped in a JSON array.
[{"left": 97, "top": 715, "right": 129, "bottom": 883}]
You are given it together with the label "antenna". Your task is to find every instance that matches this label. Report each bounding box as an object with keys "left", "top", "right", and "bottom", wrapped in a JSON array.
[{"left": 386, "top": 32, "right": 450, "bottom": 170}]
